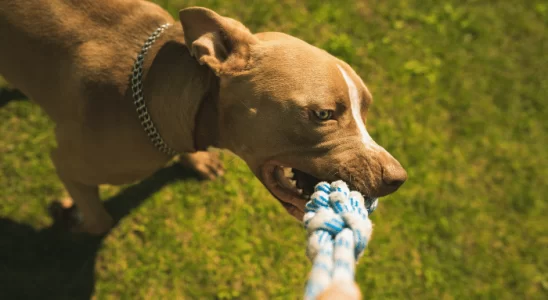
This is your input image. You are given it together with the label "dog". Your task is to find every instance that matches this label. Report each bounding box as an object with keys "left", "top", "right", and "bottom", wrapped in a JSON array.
[{"left": 0, "top": 0, "right": 407, "bottom": 236}]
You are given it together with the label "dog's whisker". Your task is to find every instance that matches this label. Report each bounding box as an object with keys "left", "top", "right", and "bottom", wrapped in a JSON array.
[
  {"left": 325, "top": 168, "right": 337, "bottom": 179},
  {"left": 349, "top": 174, "right": 353, "bottom": 188}
]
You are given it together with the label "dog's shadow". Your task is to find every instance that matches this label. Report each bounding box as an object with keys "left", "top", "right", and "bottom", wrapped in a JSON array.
[
  {"left": 0, "top": 87, "right": 26, "bottom": 107},
  {"left": 0, "top": 164, "right": 201, "bottom": 300}
]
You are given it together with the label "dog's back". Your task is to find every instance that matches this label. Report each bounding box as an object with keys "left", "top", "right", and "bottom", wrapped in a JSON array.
[{"left": 0, "top": 0, "right": 172, "bottom": 120}]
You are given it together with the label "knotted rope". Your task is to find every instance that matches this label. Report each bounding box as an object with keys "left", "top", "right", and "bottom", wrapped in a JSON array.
[{"left": 303, "top": 181, "right": 378, "bottom": 300}]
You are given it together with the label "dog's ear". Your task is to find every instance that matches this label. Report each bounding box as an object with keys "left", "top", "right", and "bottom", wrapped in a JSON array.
[{"left": 179, "top": 7, "right": 258, "bottom": 76}]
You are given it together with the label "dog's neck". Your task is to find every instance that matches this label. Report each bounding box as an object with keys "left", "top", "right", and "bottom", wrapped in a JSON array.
[{"left": 139, "top": 24, "right": 220, "bottom": 154}]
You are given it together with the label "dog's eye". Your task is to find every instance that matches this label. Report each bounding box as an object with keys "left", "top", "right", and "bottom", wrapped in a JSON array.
[{"left": 313, "top": 110, "right": 334, "bottom": 121}]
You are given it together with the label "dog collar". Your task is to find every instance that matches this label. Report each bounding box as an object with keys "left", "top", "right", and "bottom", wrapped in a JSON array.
[{"left": 130, "top": 23, "right": 179, "bottom": 157}]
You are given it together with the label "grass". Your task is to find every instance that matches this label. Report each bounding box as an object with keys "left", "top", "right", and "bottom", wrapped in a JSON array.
[{"left": 1, "top": 0, "right": 547, "bottom": 299}]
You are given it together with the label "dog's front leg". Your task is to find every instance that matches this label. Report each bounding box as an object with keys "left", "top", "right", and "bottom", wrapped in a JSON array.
[{"left": 50, "top": 150, "right": 113, "bottom": 235}]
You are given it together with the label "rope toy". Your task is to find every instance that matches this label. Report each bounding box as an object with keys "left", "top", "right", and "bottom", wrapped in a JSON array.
[{"left": 303, "top": 180, "right": 378, "bottom": 300}]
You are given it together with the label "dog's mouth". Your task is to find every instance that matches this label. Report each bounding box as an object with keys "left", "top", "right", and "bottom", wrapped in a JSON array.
[
  {"left": 261, "top": 161, "right": 381, "bottom": 220},
  {"left": 261, "top": 161, "right": 326, "bottom": 219}
]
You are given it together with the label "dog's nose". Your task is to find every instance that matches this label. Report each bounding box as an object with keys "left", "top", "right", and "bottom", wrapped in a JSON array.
[
  {"left": 378, "top": 158, "right": 407, "bottom": 196},
  {"left": 382, "top": 164, "right": 407, "bottom": 188}
]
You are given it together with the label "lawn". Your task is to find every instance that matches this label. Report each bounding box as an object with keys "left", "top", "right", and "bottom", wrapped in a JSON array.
[{"left": 1, "top": 0, "right": 547, "bottom": 299}]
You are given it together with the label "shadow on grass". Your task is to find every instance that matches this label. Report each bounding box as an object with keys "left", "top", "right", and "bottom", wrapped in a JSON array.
[
  {"left": 0, "top": 87, "right": 27, "bottom": 107},
  {"left": 0, "top": 164, "right": 201, "bottom": 300}
]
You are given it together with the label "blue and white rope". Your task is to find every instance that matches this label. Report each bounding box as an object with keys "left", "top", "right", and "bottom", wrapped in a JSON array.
[{"left": 303, "top": 181, "right": 378, "bottom": 300}]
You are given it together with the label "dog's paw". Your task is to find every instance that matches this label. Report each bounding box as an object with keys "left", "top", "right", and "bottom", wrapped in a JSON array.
[
  {"left": 176, "top": 151, "right": 225, "bottom": 180},
  {"left": 48, "top": 198, "right": 83, "bottom": 230}
]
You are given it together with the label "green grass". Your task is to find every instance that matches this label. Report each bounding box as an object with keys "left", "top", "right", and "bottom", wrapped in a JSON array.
[{"left": 1, "top": 0, "right": 547, "bottom": 299}]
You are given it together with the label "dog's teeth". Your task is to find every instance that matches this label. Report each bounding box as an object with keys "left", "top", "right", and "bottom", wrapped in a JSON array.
[
  {"left": 283, "top": 167, "right": 294, "bottom": 179},
  {"left": 297, "top": 189, "right": 303, "bottom": 195}
]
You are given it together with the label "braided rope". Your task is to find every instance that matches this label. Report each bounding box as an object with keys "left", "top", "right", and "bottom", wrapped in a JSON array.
[{"left": 303, "top": 181, "right": 378, "bottom": 300}]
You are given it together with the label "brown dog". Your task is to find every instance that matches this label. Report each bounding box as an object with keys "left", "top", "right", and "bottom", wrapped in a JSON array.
[{"left": 0, "top": 1, "right": 406, "bottom": 235}]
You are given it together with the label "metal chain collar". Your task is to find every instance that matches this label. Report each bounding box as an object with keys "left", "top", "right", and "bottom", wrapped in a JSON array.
[{"left": 131, "top": 23, "right": 179, "bottom": 157}]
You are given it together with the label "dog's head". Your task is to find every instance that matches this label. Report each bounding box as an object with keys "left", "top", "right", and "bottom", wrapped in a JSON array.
[{"left": 180, "top": 7, "right": 407, "bottom": 219}]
